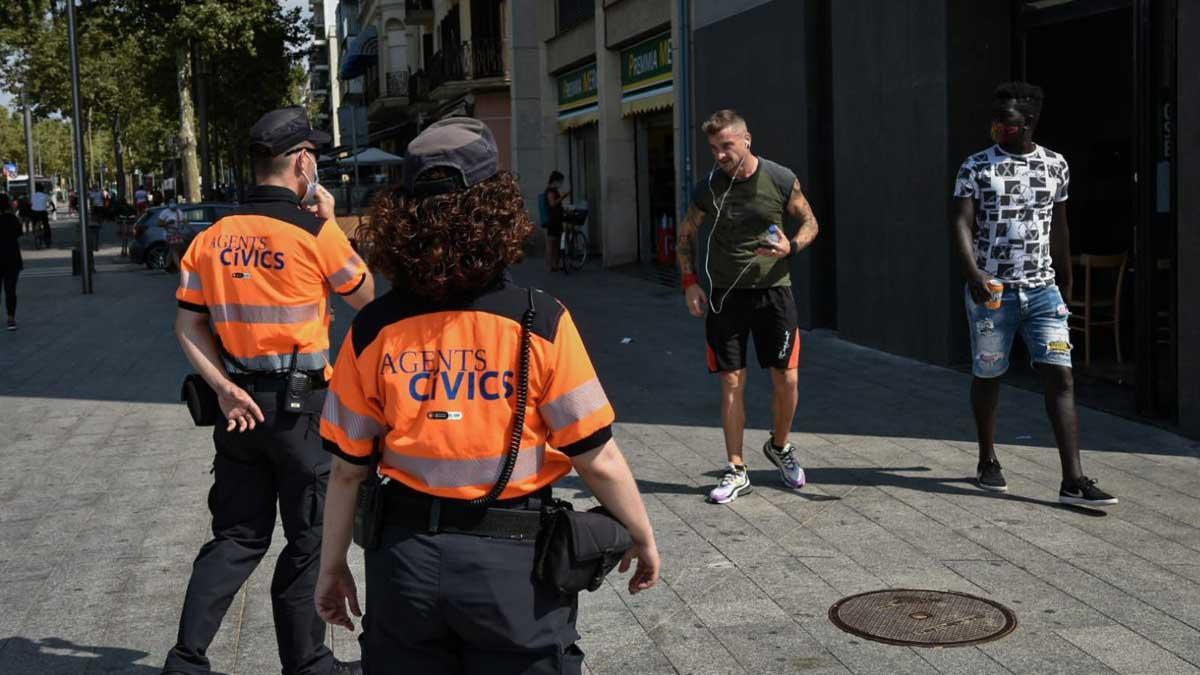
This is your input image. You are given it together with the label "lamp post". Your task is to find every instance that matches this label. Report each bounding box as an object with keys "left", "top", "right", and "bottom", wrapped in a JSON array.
[{"left": 66, "top": 0, "right": 93, "bottom": 294}]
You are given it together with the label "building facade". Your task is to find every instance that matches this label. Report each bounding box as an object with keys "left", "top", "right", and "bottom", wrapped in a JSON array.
[
  {"left": 335, "top": 0, "right": 515, "bottom": 161},
  {"left": 508, "top": 0, "right": 683, "bottom": 269},
  {"left": 309, "top": 0, "right": 342, "bottom": 146}
]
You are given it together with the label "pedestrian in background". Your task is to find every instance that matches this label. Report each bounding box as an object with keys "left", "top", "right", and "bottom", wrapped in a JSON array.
[
  {"left": 541, "top": 170, "right": 569, "bottom": 272},
  {"left": 31, "top": 184, "right": 54, "bottom": 246},
  {"left": 163, "top": 106, "right": 373, "bottom": 675},
  {"left": 315, "top": 118, "right": 659, "bottom": 674},
  {"left": 0, "top": 194, "right": 23, "bottom": 331}
]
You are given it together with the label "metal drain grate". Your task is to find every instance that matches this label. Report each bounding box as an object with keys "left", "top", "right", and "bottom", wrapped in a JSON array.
[{"left": 829, "top": 589, "right": 1017, "bottom": 647}]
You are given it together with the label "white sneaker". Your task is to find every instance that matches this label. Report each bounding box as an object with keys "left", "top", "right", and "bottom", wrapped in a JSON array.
[
  {"left": 707, "top": 464, "right": 751, "bottom": 504},
  {"left": 762, "top": 438, "right": 806, "bottom": 489}
]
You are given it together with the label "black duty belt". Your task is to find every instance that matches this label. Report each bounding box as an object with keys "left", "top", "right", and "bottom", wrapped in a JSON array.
[
  {"left": 231, "top": 371, "right": 328, "bottom": 391},
  {"left": 382, "top": 485, "right": 548, "bottom": 541}
]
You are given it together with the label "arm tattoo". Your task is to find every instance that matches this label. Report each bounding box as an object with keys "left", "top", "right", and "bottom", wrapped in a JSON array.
[
  {"left": 787, "top": 179, "right": 819, "bottom": 249},
  {"left": 676, "top": 206, "right": 704, "bottom": 274}
]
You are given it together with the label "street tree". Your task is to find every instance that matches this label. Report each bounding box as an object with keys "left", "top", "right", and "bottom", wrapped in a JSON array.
[{"left": 126, "top": 0, "right": 308, "bottom": 202}]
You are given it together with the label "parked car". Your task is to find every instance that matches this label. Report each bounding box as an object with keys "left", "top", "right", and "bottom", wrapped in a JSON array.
[
  {"left": 129, "top": 203, "right": 235, "bottom": 271},
  {"left": 164, "top": 203, "right": 236, "bottom": 272},
  {"left": 127, "top": 207, "right": 167, "bottom": 267}
]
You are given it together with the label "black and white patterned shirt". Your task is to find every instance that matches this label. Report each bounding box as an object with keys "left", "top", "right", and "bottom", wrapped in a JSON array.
[{"left": 954, "top": 144, "right": 1069, "bottom": 289}]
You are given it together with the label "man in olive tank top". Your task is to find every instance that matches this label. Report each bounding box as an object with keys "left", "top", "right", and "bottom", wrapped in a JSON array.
[{"left": 676, "top": 110, "right": 820, "bottom": 504}]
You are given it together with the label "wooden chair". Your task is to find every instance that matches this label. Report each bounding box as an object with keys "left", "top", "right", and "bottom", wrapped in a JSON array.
[{"left": 1067, "top": 253, "right": 1127, "bottom": 367}]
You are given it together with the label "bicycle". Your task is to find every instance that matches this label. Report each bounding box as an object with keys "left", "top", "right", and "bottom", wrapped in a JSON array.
[
  {"left": 31, "top": 212, "right": 52, "bottom": 249},
  {"left": 559, "top": 207, "right": 589, "bottom": 274}
]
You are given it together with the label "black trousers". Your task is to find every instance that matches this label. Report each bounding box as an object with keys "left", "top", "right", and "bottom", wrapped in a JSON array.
[
  {"left": 361, "top": 525, "right": 583, "bottom": 675},
  {"left": 1, "top": 267, "right": 17, "bottom": 317},
  {"left": 164, "top": 388, "right": 333, "bottom": 675}
]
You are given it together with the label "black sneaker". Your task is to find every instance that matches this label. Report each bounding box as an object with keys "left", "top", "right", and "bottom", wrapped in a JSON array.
[
  {"left": 1059, "top": 477, "right": 1118, "bottom": 506},
  {"left": 5, "top": 319, "right": 14, "bottom": 331},
  {"left": 330, "top": 660, "right": 363, "bottom": 675},
  {"left": 976, "top": 460, "right": 1008, "bottom": 493}
]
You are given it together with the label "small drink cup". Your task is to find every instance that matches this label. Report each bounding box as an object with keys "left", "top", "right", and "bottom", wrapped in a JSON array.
[{"left": 985, "top": 279, "right": 1004, "bottom": 310}]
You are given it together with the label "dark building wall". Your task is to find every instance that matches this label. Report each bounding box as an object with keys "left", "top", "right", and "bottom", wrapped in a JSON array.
[
  {"left": 1178, "top": 0, "right": 1200, "bottom": 437},
  {"left": 691, "top": 0, "right": 831, "bottom": 329},
  {"left": 829, "top": 0, "right": 956, "bottom": 364},
  {"left": 946, "top": 1, "right": 1014, "bottom": 364}
]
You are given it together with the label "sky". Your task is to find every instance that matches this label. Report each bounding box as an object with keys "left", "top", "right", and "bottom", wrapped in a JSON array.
[{"left": 1, "top": 0, "right": 313, "bottom": 112}]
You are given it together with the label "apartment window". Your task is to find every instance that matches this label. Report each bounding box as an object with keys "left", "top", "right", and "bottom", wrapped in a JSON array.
[{"left": 556, "top": 0, "right": 593, "bottom": 33}]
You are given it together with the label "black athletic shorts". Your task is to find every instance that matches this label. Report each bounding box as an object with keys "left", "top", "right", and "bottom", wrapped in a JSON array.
[{"left": 705, "top": 286, "right": 801, "bottom": 373}]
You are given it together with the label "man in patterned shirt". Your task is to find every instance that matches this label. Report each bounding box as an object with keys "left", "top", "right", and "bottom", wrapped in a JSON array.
[{"left": 951, "top": 82, "right": 1117, "bottom": 507}]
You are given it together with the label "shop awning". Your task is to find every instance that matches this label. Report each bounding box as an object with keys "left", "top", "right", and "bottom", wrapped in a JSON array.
[
  {"left": 339, "top": 25, "right": 378, "bottom": 80},
  {"left": 557, "top": 104, "right": 599, "bottom": 132},
  {"left": 620, "top": 33, "right": 673, "bottom": 117},
  {"left": 622, "top": 83, "right": 674, "bottom": 117},
  {"left": 557, "top": 62, "right": 598, "bottom": 132},
  {"left": 337, "top": 147, "right": 404, "bottom": 166}
]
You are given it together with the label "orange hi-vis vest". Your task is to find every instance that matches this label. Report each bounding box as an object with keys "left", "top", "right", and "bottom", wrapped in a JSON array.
[
  {"left": 321, "top": 278, "right": 615, "bottom": 501},
  {"left": 175, "top": 186, "right": 367, "bottom": 377}
]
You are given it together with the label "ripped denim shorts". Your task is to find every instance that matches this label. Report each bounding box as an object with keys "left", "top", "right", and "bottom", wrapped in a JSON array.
[{"left": 965, "top": 283, "right": 1072, "bottom": 378}]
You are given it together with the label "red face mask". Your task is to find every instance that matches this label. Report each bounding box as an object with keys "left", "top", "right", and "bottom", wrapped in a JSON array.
[{"left": 991, "top": 121, "right": 1022, "bottom": 144}]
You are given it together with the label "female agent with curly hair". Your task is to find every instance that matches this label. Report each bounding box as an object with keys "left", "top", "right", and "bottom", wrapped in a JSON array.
[{"left": 315, "top": 118, "right": 659, "bottom": 675}]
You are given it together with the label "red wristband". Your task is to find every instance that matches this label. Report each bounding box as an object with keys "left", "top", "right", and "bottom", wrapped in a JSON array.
[{"left": 681, "top": 273, "right": 700, "bottom": 290}]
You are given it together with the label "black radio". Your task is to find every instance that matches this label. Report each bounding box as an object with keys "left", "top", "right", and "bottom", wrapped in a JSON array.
[{"left": 285, "top": 345, "right": 310, "bottom": 412}]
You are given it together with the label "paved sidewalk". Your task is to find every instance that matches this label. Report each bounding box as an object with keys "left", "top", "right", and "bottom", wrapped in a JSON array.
[{"left": 2, "top": 253, "right": 1199, "bottom": 674}]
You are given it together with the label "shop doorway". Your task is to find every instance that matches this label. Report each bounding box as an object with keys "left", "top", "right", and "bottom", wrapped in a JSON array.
[
  {"left": 566, "top": 123, "right": 601, "bottom": 255},
  {"left": 1016, "top": 0, "right": 1177, "bottom": 420},
  {"left": 634, "top": 111, "right": 676, "bottom": 265}
]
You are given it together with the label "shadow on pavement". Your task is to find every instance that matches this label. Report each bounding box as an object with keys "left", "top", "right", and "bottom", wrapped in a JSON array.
[
  {"left": 555, "top": 466, "right": 1106, "bottom": 517},
  {"left": 0, "top": 636, "right": 205, "bottom": 674}
]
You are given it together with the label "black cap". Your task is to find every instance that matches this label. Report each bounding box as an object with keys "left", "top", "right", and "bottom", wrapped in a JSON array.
[
  {"left": 249, "top": 106, "right": 332, "bottom": 156},
  {"left": 404, "top": 117, "right": 499, "bottom": 197}
]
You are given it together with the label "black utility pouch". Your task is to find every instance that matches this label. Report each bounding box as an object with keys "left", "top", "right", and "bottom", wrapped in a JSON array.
[
  {"left": 180, "top": 374, "right": 219, "bottom": 427},
  {"left": 534, "top": 499, "right": 634, "bottom": 595},
  {"left": 353, "top": 472, "right": 386, "bottom": 550}
]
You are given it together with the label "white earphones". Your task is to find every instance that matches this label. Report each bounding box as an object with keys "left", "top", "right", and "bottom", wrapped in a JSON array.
[{"left": 704, "top": 148, "right": 758, "bottom": 315}]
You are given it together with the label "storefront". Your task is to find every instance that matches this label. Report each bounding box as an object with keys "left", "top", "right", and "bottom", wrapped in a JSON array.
[
  {"left": 556, "top": 62, "right": 601, "bottom": 250},
  {"left": 622, "top": 32, "right": 676, "bottom": 265}
]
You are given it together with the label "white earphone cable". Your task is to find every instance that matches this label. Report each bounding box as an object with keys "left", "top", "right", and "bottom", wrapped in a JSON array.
[{"left": 704, "top": 154, "right": 758, "bottom": 314}]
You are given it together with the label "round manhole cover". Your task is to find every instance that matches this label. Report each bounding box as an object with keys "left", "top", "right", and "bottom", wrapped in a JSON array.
[{"left": 829, "top": 589, "right": 1017, "bottom": 647}]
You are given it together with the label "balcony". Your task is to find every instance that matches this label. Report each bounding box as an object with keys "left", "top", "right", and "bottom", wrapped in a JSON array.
[
  {"left": 409, "top": 70, "right": 431, "bottom": 103},
  {"left": 428, "top": 37, "right": 508, "bottom": 101},
  {"left": 367, "top": 69, "right": 413, "bottom": 121}
]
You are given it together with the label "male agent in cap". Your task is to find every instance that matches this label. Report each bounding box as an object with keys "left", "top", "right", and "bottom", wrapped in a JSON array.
[{"left": 164, "top": 106, "right": 374, "bottom": 675}]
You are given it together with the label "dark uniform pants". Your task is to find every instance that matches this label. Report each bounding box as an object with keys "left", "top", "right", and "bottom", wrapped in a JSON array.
[
  {"left": 362, "top": 525, "right": 584, "bottom": 675},
  {"left": 164, "top": 388, "right": 332, "bottom": 675}
]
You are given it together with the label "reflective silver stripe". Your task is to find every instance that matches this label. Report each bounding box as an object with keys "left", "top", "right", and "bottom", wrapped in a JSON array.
[
  {"left": 322, "top": 390, "right": 385, "bottom": 441},
  {"left": 210, "top": 303, "right": 320, "bottom": 324},
  {"left": 540, "top": 378, "right": 608, "bottom": 432},
  {"left": 327, "top": 255, "right": 364, "bottom": 289},
  {"left": 383, "top": 446, "right": 546, "bottom": 489},
  {"left": 179, "top": 270, "right": 202, "bottom": 291},
  {"left": 226, "top": 350, "right": 328, "bottom": 372}
]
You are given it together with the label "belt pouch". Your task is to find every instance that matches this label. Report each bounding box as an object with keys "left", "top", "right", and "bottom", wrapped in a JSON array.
[
  {"left": 353, "top": 473, "right": 386, "bottom": 550},
  {"left": 180, "top": 374, "right": 219, "bottom": 427},
  {"left": 534, "top": 499, "right": 634, "bottom": 595}
]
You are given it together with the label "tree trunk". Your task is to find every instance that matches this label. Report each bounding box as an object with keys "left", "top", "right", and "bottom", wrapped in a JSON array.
[
  {"left": 175, "top": 44, "right": 202, "bottom": 203},
  {"left": 112, "top": 113, "right": 126, "bottom": 202},
  {"left": 194, "top": 44, "right": 212, "bottom": 200}
]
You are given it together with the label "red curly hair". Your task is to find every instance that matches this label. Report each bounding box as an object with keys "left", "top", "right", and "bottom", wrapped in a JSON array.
[{"left": 360, "top": 171, "right": 533, "bottom": 301}]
